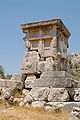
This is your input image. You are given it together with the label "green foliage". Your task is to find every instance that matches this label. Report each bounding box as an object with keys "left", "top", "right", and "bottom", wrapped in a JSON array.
[
  {"left": 6, "top": 74, "right": 12, "bottom": 79},
  {"left": 0, "top": 65, "right": 4, "bottom": 74},
  {"left": 73, "top": 63, "right": 79, "bottom": 70},
  {"left": 0, "top": 65, "right": 5, "bottom": 79},
  {"left": 67, "top": 69, "right": 75, "bottom": 76},
  {"left": 68, "top": 60, "right": 74, "bottom": 69},
  {"left": 69, "top": 63, "right": 73, "bottom": 69},
  {"left": 73, "top": 71, "right": 80, "bottom": 80},
  {"left": 68, "top": 59, "right": 80, "bottom": 80}
]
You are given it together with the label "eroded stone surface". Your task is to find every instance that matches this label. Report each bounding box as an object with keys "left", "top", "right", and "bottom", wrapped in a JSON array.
[
  {"left": 33, "top": 71, "right": 76, "bottom": 88},
  {"left": 25, "top": 75, "right": 36, "bottom": 88},
  {"left": 25, "top": 87, "right": 70, "bottom": 102},
  {"left": 74, "top": 88, "right": 80, "bottom": 101},
  {"left": 0, "top": 79, "right": 23, "bottom": 89},
  {"left": 31, "top": 101, "right": 46, "bottom": 107}
]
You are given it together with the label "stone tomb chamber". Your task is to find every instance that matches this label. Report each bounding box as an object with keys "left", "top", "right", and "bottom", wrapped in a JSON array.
[
  {"left": 0, "top": 18, "right": 79, "bottom": 110},
  {"left": 21, "top": 18, "right": 71, "bottom": 88},
  {"left": 20, "top": 18, "right": 78, "bottom": 103}
]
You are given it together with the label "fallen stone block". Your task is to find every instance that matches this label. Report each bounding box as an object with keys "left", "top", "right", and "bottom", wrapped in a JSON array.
[
  {"left": 31, "top": 101, "right": 46, "bottom": 107},
  {"left": 0, "top": 79, "right": 23, "bottom": 89}
]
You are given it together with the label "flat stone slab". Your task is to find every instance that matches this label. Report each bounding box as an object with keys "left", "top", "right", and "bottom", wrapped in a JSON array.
[
  {"left": 40, "top": 71, "right": 77, "bottom": 79},
  {"left": 0, "top": 79, "right": 23, "bottom": 89},
  {"left": 34, "top": 78, "right": 73, "bottom": 88},
  {"left": 33, "top": 71, "right": 78, "bottom": 88},
  {"left": 45, "top": 102, "right": 80, "bottom": 112}
]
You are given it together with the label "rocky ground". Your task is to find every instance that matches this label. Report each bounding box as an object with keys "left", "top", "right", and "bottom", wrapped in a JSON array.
[
  {"left": 0, "top": 87, "right": 73, "bottom": 120},
  {"left": 0, "top": 102, "right": 69, "bottom": 120},
  {"left": 0, "top": 87, "right": 80, "bottom": 119}
]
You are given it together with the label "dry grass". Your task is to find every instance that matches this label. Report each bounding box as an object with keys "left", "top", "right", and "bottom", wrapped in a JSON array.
[{"left": 0, "top": 102, "right": 70, "bottom": 120}]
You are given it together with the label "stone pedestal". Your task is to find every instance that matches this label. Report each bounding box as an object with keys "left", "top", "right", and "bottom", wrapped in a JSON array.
[
  {"left": 21, "top": 18, "right": 71, "bottom": 88},
  {"left": 24, "top": 71, "right": 78, "bottom": 104},
  {"left": 20, "top": 19, "right": 79, "bottom": 109}
]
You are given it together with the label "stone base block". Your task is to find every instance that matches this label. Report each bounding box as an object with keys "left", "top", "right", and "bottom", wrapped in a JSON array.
[
  {"left": 0, "top": 79, "right": 23, "bottom": 89},
  {"left": 74, "top": 88, "right": 80, "bottom": 101},
  {"left": 34, "top": 78, "right": 73, "bottom": 88},
  {"left": 45, "top": 102, "right": 80, "bottom": 112},
  {"left": 33, "top": 71, "right": 78, "bottom": 88},
  {"left": 25, "top": 80, "right": 34, "bottom": 88},
  {"left": 25, "top": 75, "right": 36, "bottom": 88},
  {"left": 25, "top": 87, "right": 70, "bottom": 102}
]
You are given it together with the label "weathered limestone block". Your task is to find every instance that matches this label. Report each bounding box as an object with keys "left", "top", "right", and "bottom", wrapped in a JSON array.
[
  {"left": 45, "top": 105, "right": 53, "bottom": 110},
  {"left": 54, "top": 53, "right": 62, "bottom": 71},
  {"left": 52, "top": 37, "right": 57, "bottom": 48},
  {"left": 22, "top": 89, "right": 29, "bottom": 96},
  {"left": 23, "top": 94, "right": 33, "bottom": 104},
  {"left": 44, "top": 49, "right": 51, "bottom": 58},
  {"left": 45, "top": 57, "right": 56, "bottom": 71},
  {"left": 34, "top": 71, "right": 77, "bottom": 88},
  {"left": 31, "top": 101, "right": 46, "bottom": 107},
  {"left": 11, "top": 74, "right": 22, "bottom": 81},
  {"left": 22, "top": 61, "right": 37, "bottom": 74},
  {"left": 21, "top": 51, "right": 40, "bottom": 74},
  {"left": 26, "top": 40, "right": 31, "bottom": 49},
  {"left": 25, "top": 87, "right": 49, "bottom": 102},
  {"left": 0, "top": 79, "right": 23, "bottom": 89},
  {"left": 40, "top": 71, "right": 66, "bottom": 78},
  {"left": 37, "top": 57, "right": 60, "bottom": 73},
  {"left": 51, "top": 48, "right": 57, "bottom": 56},
  {"left": 37, "top": 61, "right": 46, "bottom": 73},
  {"left": 34, "top": 77, "right": 73, "bottom": 88},
  {"left": 24, "top": 51, "right": 39, "bottom": 61},
  {"left": 38, "top": 40, "right": 44, "bottom": 57},
  {"left": 74, "top": 88, "right": 80, "bottom": 101},
  {"left": 24, "top": 87, "right": 71, "bottom": 102},
  {"left": 69, "top": 107, "right": 80, "bottom": 120},
  {"left": 25, "top": 75, "right": 36, "bottom": 88},
  {"left": 51, "top": 26, "right": 57, "bottom": 47},
  {"left": 45, "top": 102, "right": 80, "bottom": 112},
  {"left": 48, "top": 88, "right": 69, "bottom": 102},
  {"left": 2, "top": 88, "right": 16, "bottom": 99},
  {"left": 56, "top": 52, "right": 62, "bottom": 60},
  {"left": 69, "top": 112, "right": 78, "bottom": 120}
]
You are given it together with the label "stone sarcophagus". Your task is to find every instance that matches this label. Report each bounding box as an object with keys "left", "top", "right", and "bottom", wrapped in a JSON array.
[{"left": 21, "top": 18, "right": 71, "bottom": 88}]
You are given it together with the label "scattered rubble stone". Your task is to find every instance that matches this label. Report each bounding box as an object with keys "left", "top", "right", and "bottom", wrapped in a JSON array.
[{"left": 19, "top": 101, "right": 25, "bottom": 107}]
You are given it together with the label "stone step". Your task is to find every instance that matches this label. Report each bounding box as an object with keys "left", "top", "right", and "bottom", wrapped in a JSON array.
[
  {"left": 33, "top": 78, "right": 75, "bottom": 88},
  {"left": 0, "top": 79, "right": 23, "bottom": 89}
]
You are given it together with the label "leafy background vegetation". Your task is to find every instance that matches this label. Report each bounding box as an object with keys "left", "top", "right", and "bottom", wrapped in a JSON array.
[{"left": 0, "top": 65, "right": 12, "bottom": 79}]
